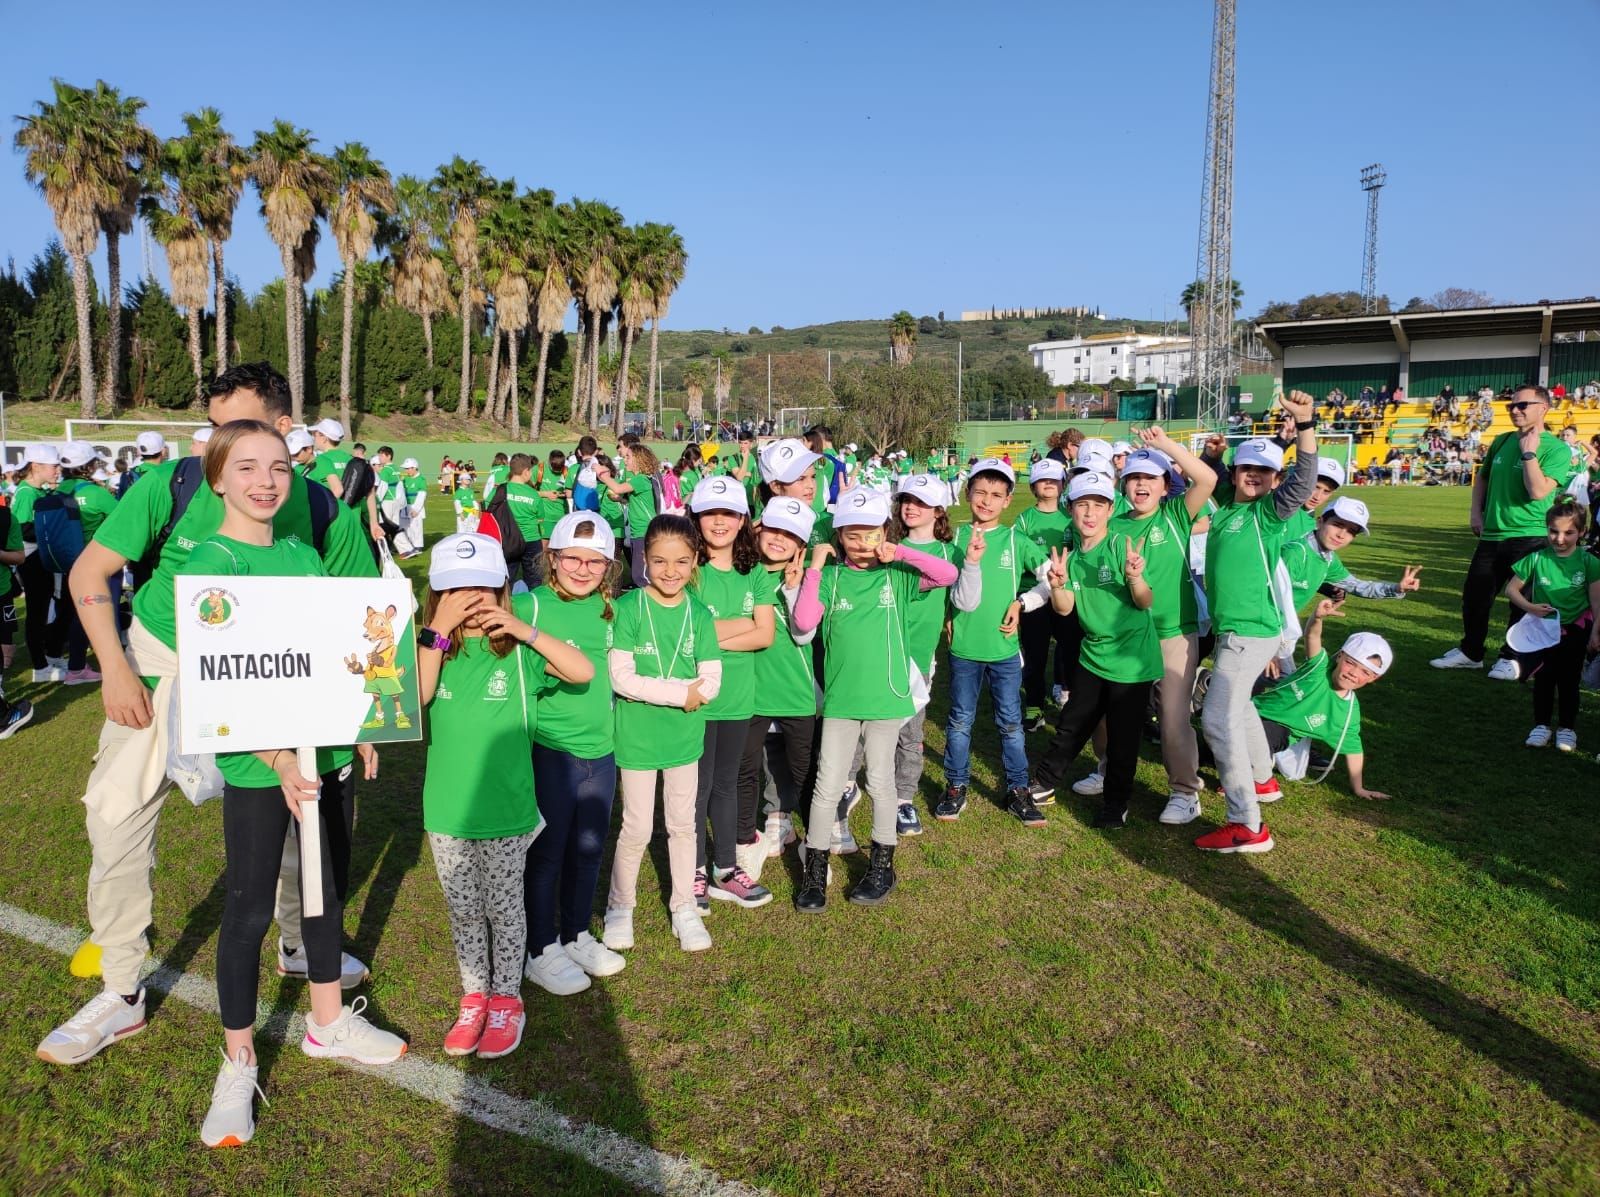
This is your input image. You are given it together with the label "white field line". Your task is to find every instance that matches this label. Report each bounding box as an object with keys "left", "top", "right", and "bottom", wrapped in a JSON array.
[{"left": 0, "top": 901, "right": 768, "bottom": 1197}]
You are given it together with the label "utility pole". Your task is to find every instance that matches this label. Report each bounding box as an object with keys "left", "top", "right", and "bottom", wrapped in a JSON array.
[
  {"left": 1193, "top": 0, "right": 1237, "bottom": 429},
  {"left": 766, "top": 353, "right": 772, "bottom": 423},
  {"left": 1360, "top": 163, "right": 1386, "bottom": 314},
  {"left": 826, "top": 349, "right": 831, "bottom": 383},
  {"left": 957, "top": 340, "right": 963, "bottom": 418}
]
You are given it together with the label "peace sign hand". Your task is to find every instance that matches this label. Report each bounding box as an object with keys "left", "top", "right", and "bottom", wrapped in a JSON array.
[
  {"left": 966, "top": 527, "right": 987, "bottom": 564},
  {"left": 875, "top": 536, "right": 898, "bottom": 565},
  {"left": 1123, "top": 537, "right": 1147, "bottom": 582},
  {"left": 783, "top": 552, "right": 805, "bottom": 590},
  {"left": 1048, "top": 545, "right": 1070, "bottom": 588},
  {"left": 1398, "top": 565, "right": 1422, "bottom": 593}
]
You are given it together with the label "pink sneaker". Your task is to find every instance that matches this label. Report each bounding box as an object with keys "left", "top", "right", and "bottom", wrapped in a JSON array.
[
  {"left": 443, "top": 993, "right": 488, "bottom": 1056},
  {"left": 709, "top": 866, "right": 774, "bottom": 909},
  {"left": 64, "top": 667, "right": 103, "bottom": 686},
  {"left": 476, "top": 995, "right": 525, "bottom": 1059}
]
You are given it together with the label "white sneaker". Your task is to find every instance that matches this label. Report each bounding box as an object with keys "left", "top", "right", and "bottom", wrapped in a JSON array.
[
  {"left": 829, "top": 817, "right": 859, "bottom": 855},
  {"left": 670, "top": 908, "right": 712, "bottom": 953},
  {"left": 735, "top": 831, "right": 768, "bottom": 882},
  {"left": 1071, "top": 769, "right": 1105, "bottom": 797},
  {"left": 1556, "top": 728, "right": 1578, "bottom": 753},
  {"left": 1487, "top": 658, "right": 1520, "bottom": 681},
  {"left": 766, "top": 813, "right": 797, "bottom": 858},
  {"left": 276, "top": 939, "right": 370, "bottom": 990},
  {"left": 563, "top": 932, "right": 626, "bottom": 977},
  {"left": 200, "top": 1046, "right": 266, "bottom": 1148},
  {"left": 1050, "top": 684, "right": 1067, "bottom": 707},
  {"left": 1159, "top": 792, "right": 1202, "bottom": 825},
  {"left": 1430, "top": 647, "right": 1483, "bottom": 670},
  {"left": 602, "top": 908, "right": 635, "bottom": 951},
  {"left": 30, "top": 666, "right": 65, "bottom": 684},
  {"left": 46, "top": 655, "right": 68, "bottom": 672},
  {"left": 301, "top": 995, "right": 407, "bottom": 1064},
  {"left": 525, "top": 942, "right": 592, "bottom": 995},
  {"left": 36, "top": 987, "right": 147, "bottom": 1064},
  {"left": 1526, "top": 725, "right": 1553, "bottom": 748}
]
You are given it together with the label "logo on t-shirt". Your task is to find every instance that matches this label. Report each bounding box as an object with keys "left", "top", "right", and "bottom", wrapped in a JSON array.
[
  {"left": 1306, "top": 711, "right": 1327, "bottom": 729},
  {"left": 1148, "top": 525, "right": 1168, "bottom": 546},
  {"left": 833, "top": 595, "right": 855, "bottom": 613},
  {"left": 487, "top": 669, "right": 509, "bottom": 700},
  {"left": 999, "top": 549, "right": 1013, "bottom": 568},
  {"left": 1223, "top": 514, "right": 1245, "bottom": 535},
  {"left": 742, "top": 590, "right": 755, "bottom": 614},
  {"left": 1097, "top": 565, "right": 1114, "bottom": 585},
  {"left": 878, "top": 581, "right": 895, "bottom": 607}
]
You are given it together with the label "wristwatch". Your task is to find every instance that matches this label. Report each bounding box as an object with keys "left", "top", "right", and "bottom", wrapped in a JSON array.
[
  {"left": 418, "top": 626, "right": 450, "bottom": 652},
  {"left": 1520, "top": 451, "right": 1537, "bottom": 461}
]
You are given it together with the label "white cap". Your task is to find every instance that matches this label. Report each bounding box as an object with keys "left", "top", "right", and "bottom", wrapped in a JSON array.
[
  {"left": 1120, "top": 447, "right": 1171, "bottom": 479},
  {"left": 846, "top": 443, "right": 858, "bottom": 453},
  {"left": 1072, "top": 452, "right": 1114, "bottom": 476},
  {"left": 688, "top": 474, "right": 750, "bottom": 516},
  {"left": 1339, "top": 631, "right": 1393, "bottom": 677},
  {"left": 896, "top": 473, "right": 953, "bottom": 508},
  {"left": 91, "top": 468, "right": 110, "bottom": 483},
  {"left": 1067, "top": 471, "right": 1116, "bottom": 503},
  {"left": 59, "top": 441, "right": 97, "bottom": 468},
  {"left": 192, "top": 426, "right": 213, "bottom": 444},
  {"left": 546, "top": 511, "right": 617, "bottom": 559},
  {"left": 1111, "top": 440, "right": 1134, "bottom": 456},
  {"left": 23, "top": 444, "right": 61, "bottom": 466},
  {"left": 758, "top": 438, "right": 821, "bottom": 485},
  {"left": 135, "top": 431, "right": 166, "bottom": 456},
  {"left": 759, "top": 496, "right": 816, "bottom": 541},
  {"left": 1316, "top": 456, "right": 1347, "bottom": 488},
  {"left": 1029, "top": 459, "right": 1066, "bottom": 484},
  {"left": 1323, "top": 495, "right": 1370, "bottom": 533},
  {"left": 429, "top": 533, "right": 509, "bottom": 589},
  {"left": 968, "top": 457, "right": 1016, "bottom": 487},
  {"left": 309, "top": 417, "right": 346, "bottom": 441},
  {"left": 1079, "top": 437, "right": 1114, "bottom": 461},
  {"left": 1233, "top": 438, "right": 1284, "bottom": 471},
  {"left": 401, "top": 457, "right": 420, "bottom": 470},
  {"left": 833, "top": 486, "right": 892, "bottom": 528},
  {"left": 285, "top": 429, "right": 314, "bottom": 454}
]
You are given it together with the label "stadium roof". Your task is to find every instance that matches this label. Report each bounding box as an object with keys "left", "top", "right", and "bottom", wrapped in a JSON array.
[{"left": 1254, "top": 298, "right": 1600, "bottom": 351}]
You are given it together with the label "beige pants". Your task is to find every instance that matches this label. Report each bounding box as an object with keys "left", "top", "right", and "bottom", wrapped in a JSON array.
[
  {"left": 1157, "top": 633, "right": 1205, "bottom": 796},
  {"left": 607, "top": 765, "right": 699, "bottom": 914}
]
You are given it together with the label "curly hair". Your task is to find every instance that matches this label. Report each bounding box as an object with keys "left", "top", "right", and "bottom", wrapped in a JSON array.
[
  {"left": 889, "top": 493, "right": 953, "bottom": 543},
  {"left": 206, "top": 362, "right": 292, "bottom": 421},
  {"left": 694, "top": 510, "right": 761, "bottom": 573}
]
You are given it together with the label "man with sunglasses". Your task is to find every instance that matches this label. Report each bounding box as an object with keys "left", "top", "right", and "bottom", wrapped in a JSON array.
[{"left": 1432, "top": 384, "right": 1577, "bottom": 675}]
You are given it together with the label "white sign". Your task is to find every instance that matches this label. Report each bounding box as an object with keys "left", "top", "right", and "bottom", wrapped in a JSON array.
[{"left": 175, "top": 575, "right": 422, "bottom": 756}]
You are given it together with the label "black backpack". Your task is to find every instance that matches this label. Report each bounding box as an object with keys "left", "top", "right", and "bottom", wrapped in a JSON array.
[
  {"left": 32, "top": 487, "right": 87, "bottom": 574},
  {"left": 484, "top": 489, "right": 527, "bottom": 563}
]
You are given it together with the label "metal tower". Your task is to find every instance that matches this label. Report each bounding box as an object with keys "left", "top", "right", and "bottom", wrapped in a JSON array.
[
  {"left": 1193, "top": 0, "right": 1237, "bottom": 429},
  {"left": 1360, "top": 163, "right": 1386, "bottom": 314}
]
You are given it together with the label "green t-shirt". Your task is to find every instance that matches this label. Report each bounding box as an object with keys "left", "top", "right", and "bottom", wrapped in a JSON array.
[
  {"left": 1014, "top": 505, "right": 1070, "bottom": 556},
  {"left": 424, "top": 592, "right": 554, "bottom": 838},
  {"left": 399, "top": 473, "right": 426, "bottom": 504},
  {"left": 481, "top": 464, "right": 510, "bottom": 504},
  {"left": 526, "top": 586, "right": 615, "bottom": 758},
  {"left": 501, "top": 480, "right": 544, "bottom": 540},
  {"left": 1280, "top": 533, "right": 1356, "bottom": 616},
  {"left": 11, "top": 481, "right": 47, "bottom": 529},
  {"left": 1283, "top": 506, "right": 1316, "bottom": 544},
  {"left": 618, "top": 468, "right": 658, "bottom": 541},
  {"left": 1067, "top": 532, "right": 1162, "bottom": 684},
  {"left": 754, "top": 566, "right": 818, "bottom": 717},
  {"left": 598, "top": 490, "right": 626, "bottom": 540},
  {"left": 1511, "top": 546, "right": 1600, "bottom": 625},
  {"left": 901, "top": 538, "right": 960, "bottom": 676},
  {"left": 1481, "top": 431, "right": 1578, "bottom": 540},
  {"left": 815, "top": 560, "right": 922, "bottom": 721},
  {"left": 1253, "top": 650, "right": 1363, "bottom": 755},
  {"left": 58, "top": 478, "right": 118, "bottom": 541},
  {"left": 810, "top": 459, "right": 836, "bottom": 515},
  {"left": 692, "top": 561, "right": 777, "bottom": 721},
  {"left": 94, "top": 460, "right": 377, "bottom": 651},
  {"left": 312, "top": 448, "right": 352, "bottom": 491},
  {"left": 1204, "top": 495, "right": 1295, "bottom": 639},
  {"left": 177, "top": 534, "right": 348, "bottom": 789},
  {"left": 3, "top": 507, "right": 20, "bottom": 553},
  {"left": 1112, "top": 498, "right": 1198, "bottom": 638},
  {"left": 809, "top": 511, "right": 834, "bottom": 549},
  {"left": 678, "top": 467, "right": 701, "bottom": 498},
  {"left": 950, "top": 524, "right": 1047, "bottom": 662},
  {"left": 539, "top": 470, "right": 571, "bottom": 527},
  {"left": 611, "top": 588, "right": 721, "bottom": 770},
  {"left": 376, "top": 463, "right": 401, "bottom": 494}
]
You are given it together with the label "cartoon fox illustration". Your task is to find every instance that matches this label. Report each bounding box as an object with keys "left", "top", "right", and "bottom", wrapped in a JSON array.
[
  {"left": 198, "top": 590, "right": 229, "bottom": 625},
  {"left": 346, "top": 604, "right": 411, "bottom": 730}
]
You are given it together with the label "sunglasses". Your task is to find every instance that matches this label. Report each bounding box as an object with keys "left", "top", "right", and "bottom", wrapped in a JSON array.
[{"left": 1507, "top": 400, "right": 1544, "bottom": 413}]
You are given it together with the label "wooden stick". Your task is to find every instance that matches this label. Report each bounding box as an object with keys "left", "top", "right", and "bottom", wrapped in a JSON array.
[{"left": 296, "top": 747, "right": 324, "bottom": 919}]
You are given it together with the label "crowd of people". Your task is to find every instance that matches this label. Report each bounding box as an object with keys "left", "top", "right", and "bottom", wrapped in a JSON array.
[{"left": 5, "top": 363, "right": 1597, "bottom": 1151}]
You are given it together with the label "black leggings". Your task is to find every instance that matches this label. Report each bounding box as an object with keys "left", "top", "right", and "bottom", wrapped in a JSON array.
[
  {"left": 1529, "top": 616, "right": 1592, "bottom": 730},
  {"left": 1020, "top": 606, "right": 1080, "bottom": 709},
  {"left": 18, "top": 553, "right": 66, "bottom": 669},
  {"left": 1033, "top": 661, "right": 1152, "bottom": 819},
  {"left": 217, "top": 767, "right": 353, "bottom": 1031},
  {"left": 738, "top": 713, "right": 817, "bottom": 835},
  {"left": 695, "top": 718, "right": 748, "bottom": 870}
]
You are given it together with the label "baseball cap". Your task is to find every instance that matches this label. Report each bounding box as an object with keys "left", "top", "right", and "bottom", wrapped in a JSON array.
[
  {"left": 546, "top": 511, "right": 617, "bottom": 559},
  {"left": 23, "top": 444, "right": 61, "bottom": 466},
  {"left": 1111, "top": 440, "right": 1134, "bottom": 456},
  {"left": 846, "top": 443, "right": 858, "bottom": 453},
  {"left": 896, "top": 473, "right": 953, "bottom": 508},
  {"left": 968, "top": 457, "right": 1016, "bottom": 487},
  {"left": 309, "top": 417, "right": 346, "bottom": 441},
  {"left": 759, "top": 496, "right": 816, "bottom": 542},
  {"left": 285, "top": 429, "right": 314, "bottom": 454},
  {"left": 1072, "top": 452, "right": 1114, "bottom": 477},
  {"left": 429, "top": 533, "right": 509, "bottom": 590},
  {"left": 1067, "top": 471, "right": 1116, "bottom": 503},
  {"left": 1233, "top": 438, "right": 1284, "bottom": 471},
  {"left": 59, "top": 441, "right": 97, "bottom": 468},
  {"left": 135, "top": 431, "right": 167, "bottom": 456},
  {"left": 1119, "top": 447, "right": 1171, "bottom": 479},
  {"left": 833, "top": 486, "right": 892, "bottom": 528},
  {"left": 1079, "top": 437, "right": 1114, "bottom": 461},
  {"left": 1316, "top": 457, "right": 1347, "bottom": 488},
  {"left": 688, "top": 474, "right": 750, "bottom": 516},
  {"left": 91, "top": 468, "right": 110, "bottom": 483},
  {"left": 1029, "top": 459, "right": 1066, "bottom": 484},
  {"left": 758, "top": 438, "right": 821, "bottom": 485},
  {"left": 1339, "top": 631, "right": 1393, "bottom": 677},
  {"left": 1322, "top": 495, "right": 1370, "bottom": 533},
  {"left": 401, "top": 457, "right": 419, "bottom": 470},
  {"left": 192, "top": 426, "right": 213, "bottom": 445}
]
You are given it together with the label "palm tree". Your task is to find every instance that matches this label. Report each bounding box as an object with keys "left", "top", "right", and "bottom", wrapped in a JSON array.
[
  {"left": 15, "top": 80, "right": 122, "bottom": 415},
  {"left": 568, "top": 199, "right": 624, "bottom": 427},
  {"left": 639, "top": 222, "right": 686, "bottom": 432},
  {"left": 140, "top": 134, "right": 210, "bottom": 399},
  {"left": 181, "top": 108, "right": 247, "bottom": 371},
  {"left": 90, "top": 82, "right": 158, "bottom": 409},
  {"left": 329, "top": 142, "right": 395, "bottom": 430},
  {"left": 889, "top": 310, "right": 917, "bottom": 365},
  {"left": 683, "top": 359, "right": 708, "bottom": 430},
  {"left": 247, "top": 120, "right": 332, "bottom": 422},
  {"left": 478, "top": 191, "right": 542, "bottom": 437},
  {"left": 711, "top": 349, "right": 733, "bottom": 424},
  {"left": 612, "top": 225, "right": 649, "bottom": 436},
  {"left": 1180, "top": 277, "right": 1243, "bottom": 322},
  {"left": 384, "top": 175, "right": 454, "bottom": 412},
  {"left": 528, "top": 202, "right": 572, "bottom": 439},
  {"left": 433, "top": 156, "right": 495, "bottom": 416}
]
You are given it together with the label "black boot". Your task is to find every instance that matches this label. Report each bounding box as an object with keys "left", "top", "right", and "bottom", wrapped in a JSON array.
[
  {"left": 795, "top": 843, "right": 830, "bottom": 913},
  {"left": 849, "top": 842, "right": 897, "bottom": 906}
]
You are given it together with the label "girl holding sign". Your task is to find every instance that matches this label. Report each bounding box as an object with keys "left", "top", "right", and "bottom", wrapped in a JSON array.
[{"left": 178, "top": 420, "right": 398, "bottom": 1149}]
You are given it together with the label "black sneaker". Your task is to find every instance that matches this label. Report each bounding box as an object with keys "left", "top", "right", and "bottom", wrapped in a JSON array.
[
  {"left": 0, "top": 699, "right": 33, "bottom": 741},
  {"left": 934, "top": 785, "right": 967, "bottom": 822},
  {"left": 848, "top": 842, "right": 897, "bottom": 906},
  {"left": 1007, "top": 787, "right": 1047, "bottom": 828},
  {"left": 1093, "top": 807, "right": 1128, "bottom": 830},
  {"left": 1028, "top": 778, "right": 1056, "bottom": 807}
]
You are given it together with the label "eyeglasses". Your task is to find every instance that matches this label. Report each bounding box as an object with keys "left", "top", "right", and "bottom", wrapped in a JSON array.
[{"left": 554, "top": 555, "right": 607, "bottom": 573}]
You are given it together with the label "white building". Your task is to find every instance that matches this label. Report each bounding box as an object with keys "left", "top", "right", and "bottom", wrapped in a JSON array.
[{"left": 1029, "top": 333, "right": 1194, "bottom": 387}]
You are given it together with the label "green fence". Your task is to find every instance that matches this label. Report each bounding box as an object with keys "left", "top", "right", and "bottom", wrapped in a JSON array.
[
  {"left": 1551, "top": 341, "right": 1600, "bottom": 389},
  {"left": 1407, "top": 356, "right": 1540, "bottom": 397},
  {"left": 1283, "top": 363, "right": 1399, "bottom": 402}
]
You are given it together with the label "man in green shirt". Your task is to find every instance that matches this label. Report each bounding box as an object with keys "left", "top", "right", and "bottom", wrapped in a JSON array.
[
  {"left": 1431, "top": 384, "right": 1577, "bottom": 675},
  {"left": 501, "top": 452, "right": 546, "bottom": 587},
  {"left": 308, "top": 417, "right": 352, "bottom": 498},
  {"left": 39, "top": 362, "right": 377, "bottom": 1067},
  {"left": 481, "top": 452, "right": 511, "bottom": 505}
]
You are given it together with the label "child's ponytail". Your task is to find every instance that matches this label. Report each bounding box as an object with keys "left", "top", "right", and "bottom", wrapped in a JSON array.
[{"left": 1546, "top": 493, "right": 1589, "bottom": 534}]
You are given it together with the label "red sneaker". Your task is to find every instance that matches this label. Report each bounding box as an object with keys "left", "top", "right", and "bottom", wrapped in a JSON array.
[
  {"left": 443, "top": 993, "right": 488, "bottom": 1056},
  {"left": 1218, "top": 779, "right": 1284, "bottom": 804},
  {"left": 476, "top": 995, "right": 525, "bottom": 1060},
  {"left": 1194, "top": 822, "right": 1275, "bottom": 854}
]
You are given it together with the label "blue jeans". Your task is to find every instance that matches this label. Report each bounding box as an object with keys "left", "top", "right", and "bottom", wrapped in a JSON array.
[
  {"left": 525, "top": 745, "right": 617, "bottom": 952},
  {"left": 943, "top": 653, "right": 1030, "bottom": 791}
]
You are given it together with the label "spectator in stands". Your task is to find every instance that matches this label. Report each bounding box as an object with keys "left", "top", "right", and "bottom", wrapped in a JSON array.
[
  {"left": 1551, "top": 382, "right": 1568, "bottom": 408},
  {"left": 1377, "top": 384, "right": 1392, "bottom": 411},
  {"left": 1359, "top": 385, "right": 1375, "bottom": 409},
  {"left": 1582, "top": 380, "right": 1599, "bottom": 410}
]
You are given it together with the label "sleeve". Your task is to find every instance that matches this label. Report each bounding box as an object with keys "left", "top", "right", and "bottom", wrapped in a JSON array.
[
  {"left": 1540, "top": 439, "right": 1578, "bottom": 487},
  {"left": 694, "top": 603, "right": 723, "bottom": 664},
  {"left": 893, "top": 542, "right": 958, "bottom": 591},
  {"left": 1018, "top": 536, "right": 1051, "bottom": 588},
  {"left": 178, "top": 540, "right": 237, "bottom": 577},
  {"left": 693, "top": 658, "right": 723, "bottom": 703},
  {"left": 320, "top": 503, "right": 380, "bottom": 579},
  {"left": 1338, "top": 569, "right": 1403, "bottom": 600},
  {"left": 778, "top": 584, "right": 817, "bottom": 646},
  {"left": 1342, "top": 712, "right": 1364, "bottom": 757},
  {"left": 608, "top": 647, "right": 693, "bottom": 705},
  {"left": 1510, "top": 551, "right": 1538, "bottom": 584},
  {"left": 93, "top": 467, "right": 172, "bottom": 562},
  {"left": 1270, "top": 449, "right": 1318, "bottom": 520},
  {"left": 3, "top": 511, "right": 22, "bottom": 552},
  {"left": 1018, "top": 575, "right": 1053, "bottom": 613},
  {"left": 792, "top": 567, "right": 825, "bottom": 633},
  {"left": 950, "top": 559, "right": 983, "bottom": 612}
]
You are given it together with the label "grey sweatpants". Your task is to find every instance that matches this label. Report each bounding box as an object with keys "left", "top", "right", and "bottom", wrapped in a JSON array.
[
  {"left": 848, "top": 704, "right": 928, "bottom": 807},
  {"left": 807, "top": 717, "right": 901, "bottom": 850},
  {"left": 429, "top": 830, "right": 538, "bottom": 996},
  {"left": 1200, "top": 631, "right": 1279, "bottom": 830}
]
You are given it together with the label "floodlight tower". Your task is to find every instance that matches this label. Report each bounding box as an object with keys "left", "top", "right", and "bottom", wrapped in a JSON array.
[
  {"left": 1360, "top": 163, "right": 1386, "bottom": 314},
  {"left": 1193, "top": 0, "right": 1237, "bottom": 429}
]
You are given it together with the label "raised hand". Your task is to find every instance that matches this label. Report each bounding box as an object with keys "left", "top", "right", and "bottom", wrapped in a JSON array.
[
  {"left": 1139, "top": 425, "right": 1176, "bottom": 452},
  {"left": 783, "top": 552, "right": 805, "bottom": 590},
  {"left": 1123, "top": 536, "right": 1146, "bottom": 582},
  {"left": 965, "top": 527, "right": 987, "bottom": 564},
  {"left": 1048, "top": 545, "right": 1070, "bottom": 588},
  {"left": 1313, "top": 595, "right": 1346, "bottom": 620},
  {"left": 431, "top": 589, "right": 483, "bottom": 636},
  {"left": 1398, "top": 565, "right": 1422, "bottom": 593},
  {"left": 875, "top": 534, "right": 898, "bottom": 565},
  {"left": 1204, "top": 433, "right": 1228, "bottom": 458},
  {"left": 476, "top": 606, "right": 535, "bottom": 644},
  {"left": 1279, "top": 389, "right": 1316, "bottom": 425},
  {"left": 1518, "top": 420, "right": 1542, "bottom": 454}
]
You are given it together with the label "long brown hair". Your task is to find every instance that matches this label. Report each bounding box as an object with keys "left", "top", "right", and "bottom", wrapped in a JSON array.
[
  {"left": 420, "top": 582, "right": 518, "bottom": 659},
  {"left": 889, "top": 493, "right": 953, "bottom": 544},
  {"left": 695, "top": 510, "right": 761, "bottom": 573},
  {"left": 203, "top": 419, "right": 286, "bottom": 491},
  {"left": 626, "top": 443, "right": 660, "bottom": 477}
]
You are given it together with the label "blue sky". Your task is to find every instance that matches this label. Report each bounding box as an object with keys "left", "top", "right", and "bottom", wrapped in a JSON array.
[{"left": 4, "top": 0, "right": 1597, "bottom": 332}]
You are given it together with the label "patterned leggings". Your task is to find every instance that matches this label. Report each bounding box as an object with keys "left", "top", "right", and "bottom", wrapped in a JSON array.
[{"left": 428, "top": 830, "right": 537, "bottom": 997}]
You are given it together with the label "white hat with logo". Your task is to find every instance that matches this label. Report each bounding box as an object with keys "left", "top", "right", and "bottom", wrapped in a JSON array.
[
  {"left": 1111, "top": 440, "right": 1134, "bottom": 456},
  {"left": 1079, "top": 437, "right": 1114, "bottom": 461},
  {"left": 309, "top": 417, "right": 346, "bottom": 442},
  {"left": 1339, "top": 631, "right": 1393, "bottom": 677},
  {"left": 401, "top": 457, "right": 420, "bottom": 470},
  {"left": 429, "top": 532, "right": 509, "bottom": 590},
  {"left": 22, "top": 444, "right": 61, "bottom": 466},
  {"left": 833, "top": 486, "right": 892, "bottom": 528},
  {"left": 1322, "top": 495, "right": 1370, "bottom": 533},
  {"left": 968, "top": 457, "right": 1016, "bottom": 487},
  {"left": 135, "top": 431, "right": 167, "bottom": 457},
  {"left": 1316, "top": 456, "right": 1347, "bottom": 488},
  {"left": 688, "top": 474, "right": 750, "bottom": 515},
  {"left": 1029, "top": 458, "right": 1066, "bottom": 484},
  {"left": 1119, "top": 447, "right": 1171, "bottom": 479},
  {"left": 759, "top": 496, "right": 816, "bottom": 541},
  {"left": 285, "top": 429, "right": 314, "bottom": 455},
  {"left": 1067, "top": 471, "right": 1117, "bottom": 503},
  {"left": 1072, "top": 452, "right": 1114, "bottom": 477},
  {"left": 758, "top": 437, "right": 821, "bottom": 485},
  {"left": 1233, "top": 438, "right": 1285, "bottom": 471},
  {"left": 896, "top": 473, "right": 953, "bottom": 508},
  {"left": 546, "top": 511, "right": 617, "bottom": 559},
  {"left": 59, "top": 441, "right": 97, "bottom": 469}
]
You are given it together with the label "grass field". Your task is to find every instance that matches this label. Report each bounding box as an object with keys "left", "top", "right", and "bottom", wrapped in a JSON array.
[{"left": 3, "top": 485, "right": 1599, "bottom": 1195}]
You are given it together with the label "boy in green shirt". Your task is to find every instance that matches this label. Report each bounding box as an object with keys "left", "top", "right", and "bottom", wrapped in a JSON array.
[
  {"left": 501, "top": 452, "right": 546, "bottom": 588},
  {"left": 308, "top": 417, "right": 352, "bottom": 498},
  {"left": 1014, "top": 457, "right": 1073, "bottom": 727}
]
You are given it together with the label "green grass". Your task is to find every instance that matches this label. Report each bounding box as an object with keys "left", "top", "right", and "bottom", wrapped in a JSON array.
[{"left": 3, "top": 486, "right": 1600, "bottom": 1195}]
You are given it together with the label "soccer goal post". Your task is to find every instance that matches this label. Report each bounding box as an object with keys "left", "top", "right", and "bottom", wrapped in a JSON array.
[
  {"left": 1188, "top": 429, "right": 1356, "bottom": 476},
  {"left": 60, "top": 417, "right": 214, "bottom": 471}
]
